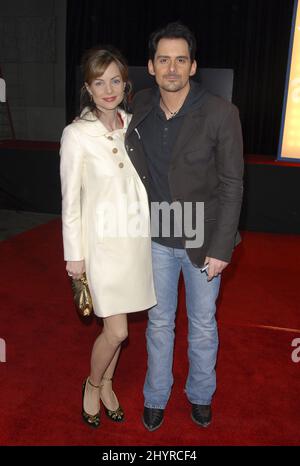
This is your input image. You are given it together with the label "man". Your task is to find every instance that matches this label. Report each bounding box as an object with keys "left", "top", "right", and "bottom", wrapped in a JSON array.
[{"left": 125, "top": 22, "right": 244, "bottom": 431}]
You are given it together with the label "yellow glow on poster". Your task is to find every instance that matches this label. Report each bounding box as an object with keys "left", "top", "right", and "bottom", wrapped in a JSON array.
[{"left": 281, "top": 1, "right": 300, "bottom": 159}]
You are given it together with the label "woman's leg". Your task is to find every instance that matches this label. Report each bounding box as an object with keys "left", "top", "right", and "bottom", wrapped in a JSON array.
[
  {"left": 100, "top": 345, "right": 122, "bottom": 410},
  {"left": 83, "top": 313, "right": 128, "bottom": 416}
]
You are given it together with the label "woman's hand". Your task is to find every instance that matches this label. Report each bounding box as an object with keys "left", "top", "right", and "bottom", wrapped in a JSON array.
[{"left": 66, "top": 260, "right": 85, "bottom": 280}]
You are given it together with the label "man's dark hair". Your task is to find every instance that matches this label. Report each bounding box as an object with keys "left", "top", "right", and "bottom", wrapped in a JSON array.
[{"left": 148, "top": 21, "right": 197, "bottom": 61}]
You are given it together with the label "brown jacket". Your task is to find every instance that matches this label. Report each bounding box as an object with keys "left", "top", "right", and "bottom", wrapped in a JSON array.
[{"left": 125, "top": 84, "right": 244, "bottom": 266}]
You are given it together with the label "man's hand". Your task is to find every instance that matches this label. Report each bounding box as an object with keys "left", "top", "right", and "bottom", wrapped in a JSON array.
[{"left": 204, "top": 256, "right": 229, "bottom": 281}]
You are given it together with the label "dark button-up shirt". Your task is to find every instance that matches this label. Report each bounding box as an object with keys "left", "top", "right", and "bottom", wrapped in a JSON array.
[{"left": 138, "top": 86, "right": 195, "bottom": 248}]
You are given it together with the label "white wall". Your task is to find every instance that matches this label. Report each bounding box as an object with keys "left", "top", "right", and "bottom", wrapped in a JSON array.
[{"left": 0, "top": 0, "right": 66, "bottom": 141}]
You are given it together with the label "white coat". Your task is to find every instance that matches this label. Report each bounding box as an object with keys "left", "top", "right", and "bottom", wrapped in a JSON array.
[{"left": 60, "top": 108, "right": 157, "bottom": 317}]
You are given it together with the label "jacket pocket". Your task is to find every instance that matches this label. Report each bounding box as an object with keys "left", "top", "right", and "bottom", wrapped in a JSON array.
[{"left": 183, "top": 144, "right": 214, "bottom": 165}]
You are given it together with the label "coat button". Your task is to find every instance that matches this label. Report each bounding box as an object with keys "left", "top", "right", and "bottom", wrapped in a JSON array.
[
  {"left": 107, "top": 136, "right": 113, "bottom": 141},
  {"left": 142, "top": 176, "right": 146, "bottom": 180},
  {"left": 119, "top": 162, "right": 124, "bottom": 168},
  {"left": 112, "top": 148, "right": 118, "bottom": 154}
]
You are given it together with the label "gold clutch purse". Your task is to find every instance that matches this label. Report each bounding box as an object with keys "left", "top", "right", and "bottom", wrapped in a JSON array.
[{"left": 70, "top": 272, "right": 93, "bottom": 317}]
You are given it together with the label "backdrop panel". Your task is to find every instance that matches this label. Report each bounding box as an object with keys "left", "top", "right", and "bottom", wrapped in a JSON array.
[
  {"left": 66, "top": 0, "right": 295, "bottom": 156},
  {"left": 1, "top": 143, "right": 299, "bottom": 234}
]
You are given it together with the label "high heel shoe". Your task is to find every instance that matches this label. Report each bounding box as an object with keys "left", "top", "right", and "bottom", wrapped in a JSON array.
[
  {"left": 82, "top": 378, "right": 101, "bottom": 428},
  {"left": 100, "top": 376, "right": 124, "bottom": 422}
]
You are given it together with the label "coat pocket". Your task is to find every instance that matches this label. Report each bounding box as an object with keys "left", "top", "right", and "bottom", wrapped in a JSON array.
[{"left": 183, "top": 144, "right": 215, "bottom": 165}]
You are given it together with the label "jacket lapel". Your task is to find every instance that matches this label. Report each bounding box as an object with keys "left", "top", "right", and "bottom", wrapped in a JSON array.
[
  {"left": 126, "top": 88, "right": 157, "bottom": 137},
  {"left": 126, "top": 104, "right": 153, "bottom": 137},
  {"left": 170, "top": 89, "right": 208, "bottom": 163}
]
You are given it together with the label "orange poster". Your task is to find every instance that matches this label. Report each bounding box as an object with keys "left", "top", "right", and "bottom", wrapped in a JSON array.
[{"left": 279, "top": 0, "right": 300, "bottom": 161}]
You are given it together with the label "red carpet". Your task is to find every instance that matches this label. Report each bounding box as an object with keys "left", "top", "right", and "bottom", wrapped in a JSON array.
[{"left": 0, "top": 220, "right": 300, "bottom": 445}]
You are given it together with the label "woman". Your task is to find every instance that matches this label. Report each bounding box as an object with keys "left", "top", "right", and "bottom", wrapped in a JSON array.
[{"left": 60, "top": 46, "right": 156, "bottom": 428}]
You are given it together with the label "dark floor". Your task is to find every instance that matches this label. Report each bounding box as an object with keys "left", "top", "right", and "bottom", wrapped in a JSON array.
[{"left": 0, "top": 209, "right": 60, "bottom": 241}]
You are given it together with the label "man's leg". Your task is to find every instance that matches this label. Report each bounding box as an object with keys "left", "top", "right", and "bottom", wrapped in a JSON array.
[
  {"left": 143, "top": 242, "right": 181, "bottom": 411},
  {"left": 182, "top": 253, "right": 221, "bottom": 409}
]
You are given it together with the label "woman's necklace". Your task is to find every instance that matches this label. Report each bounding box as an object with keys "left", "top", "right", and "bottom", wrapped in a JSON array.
[
  {"left": 160, "top": 97, "right": 181, "bottom": 119},
  {"left": 99, "top": 112, "right": 123, "bottom": 131}
]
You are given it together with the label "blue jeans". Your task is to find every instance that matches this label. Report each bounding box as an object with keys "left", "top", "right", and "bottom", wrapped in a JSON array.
[{"left": 144, "top": 241, "right": 221, "bottom": 409}]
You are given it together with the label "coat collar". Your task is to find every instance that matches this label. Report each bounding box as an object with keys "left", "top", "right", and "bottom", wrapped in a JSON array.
[{"left": 74, "top": 107, "right": 131, "bottom": 137}]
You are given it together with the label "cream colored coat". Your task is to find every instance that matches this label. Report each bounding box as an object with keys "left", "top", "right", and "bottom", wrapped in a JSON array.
[{"left": 60, "top": 109, "right": 156, "bottom": 317}]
